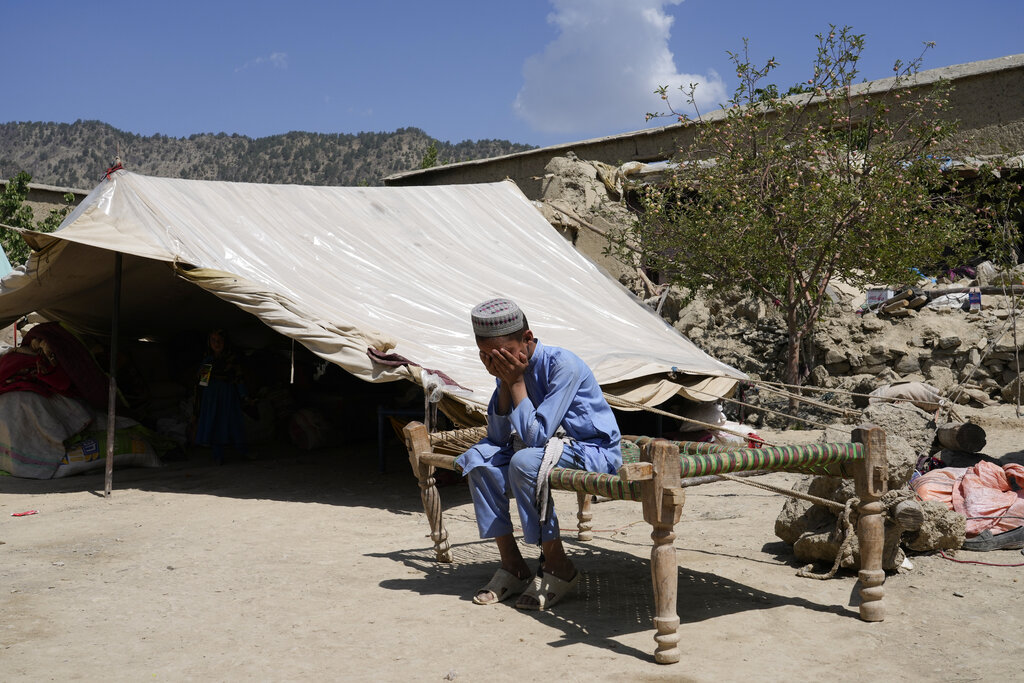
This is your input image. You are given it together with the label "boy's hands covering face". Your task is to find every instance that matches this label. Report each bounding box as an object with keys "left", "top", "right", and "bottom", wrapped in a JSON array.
[{"left": 479, "top": 346, "right": 528, "bottom": 385}]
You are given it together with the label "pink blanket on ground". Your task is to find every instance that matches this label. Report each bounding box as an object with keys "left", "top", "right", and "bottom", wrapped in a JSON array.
[{"left": 912, "top": 461, "right": 1024, "bottom": 536}]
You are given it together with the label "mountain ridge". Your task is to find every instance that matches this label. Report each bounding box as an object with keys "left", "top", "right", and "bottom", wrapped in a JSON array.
[{"left": 0, "top": 120, "right": 535, "bottom": 189}]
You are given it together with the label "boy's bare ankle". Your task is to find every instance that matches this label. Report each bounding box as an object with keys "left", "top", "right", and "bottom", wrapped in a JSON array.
[
  {"left": 541, "top": 560, "right": 576, "bottom": 581},
  {"left": 500, "top": 562, "right": 531, "bottom": 580}
]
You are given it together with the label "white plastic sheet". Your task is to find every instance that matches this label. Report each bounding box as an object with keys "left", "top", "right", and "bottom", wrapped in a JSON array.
[{"left": 0, "top": 171, "right": 744, "bottom": 410}]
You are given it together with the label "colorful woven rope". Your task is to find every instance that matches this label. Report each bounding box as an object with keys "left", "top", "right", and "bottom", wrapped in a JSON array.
[
  {"left": 621, "top": 438, "right": 736, "bottom": 464},
  {"left": 549, "top": 441, "right": 866, "bottom": 502}
]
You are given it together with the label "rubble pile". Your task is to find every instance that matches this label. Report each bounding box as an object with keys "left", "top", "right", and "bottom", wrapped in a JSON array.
[
  {"left": 774, "top": 403, "right": 968, "bottom": 565},
  {"left": 664, "top": 284, "right": 1024, "bottom": 412},
  {"left": 533, "top": 152, "right": 1024, "bottom": 413}
]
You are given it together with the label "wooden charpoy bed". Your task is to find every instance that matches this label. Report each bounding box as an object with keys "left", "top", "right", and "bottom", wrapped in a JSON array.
[{"left": 403, "top": 422, "right": 888, "bottom": 664}]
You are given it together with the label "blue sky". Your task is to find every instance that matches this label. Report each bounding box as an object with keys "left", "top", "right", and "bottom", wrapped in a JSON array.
[{"left": 3, "top": 0, "right": 1022, "bottom": 148}]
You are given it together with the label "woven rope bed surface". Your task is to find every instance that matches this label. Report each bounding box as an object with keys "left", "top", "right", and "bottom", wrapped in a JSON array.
[
  {"left": 427, "top": 427, "right": 864, "bottom": 503},
  {"left": 550, "top": 441, "right": 864, "bottom": 502}
]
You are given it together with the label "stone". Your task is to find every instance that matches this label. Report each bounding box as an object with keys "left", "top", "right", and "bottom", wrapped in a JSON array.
[
  {"left": 964, "top": 388, "right": 996, "bottom": 406},
  {"left": 975, "top": 260, "right": 998, "bottom": 286},
  {"left": 904, "top": 500, "right": 966, "bottom": 552},
  {"left": 982, "top": 378, "right": 1001, "bottom": 392},
  {"left": 993, "top": 325, "right": 1024, "bottom": 352},
  {"left": 960, "top": 363, "right": 990, "bottom": 382},
  {"left": 675, "top": 298, "right": 711, "bottom": 333},
  {"left": 862, "top": 317, "right": 886, "bottom": 333},
  {"left": 808, "top": 365, "right": 832, "bottom": 387},
  {"left": 824, "top": 347, "right": 846, "bottom": 365},
  {"left": 924, "top": 365, "right": 955, "bottom": 392},
  {"left": 825, "top": 361, "right": 851, "bottom": 374},
  {"left": 1001, "top": 375, "right": 1024, "bottom": 403},
  {"left": 735, "top": 297, "right": 766, "bottom": 322},
  {"left": 894, "top": 353, "right": 921, "bottom": 374},
  {"left": 938, "top": 336, "right": 962, "bottom": 350}
]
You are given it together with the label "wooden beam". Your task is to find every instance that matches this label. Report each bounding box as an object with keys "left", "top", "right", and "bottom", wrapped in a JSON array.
[{"left": 935, "top": 422, "right": 987, "bottom": 453}]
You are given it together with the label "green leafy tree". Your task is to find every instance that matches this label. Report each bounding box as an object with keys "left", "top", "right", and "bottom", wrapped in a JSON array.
[
  {"left": 0, "top": 171, "right": 75, "bottom": 265},
  {"left": 611, "top": 26, "right": 981, "bottom": 386},
  {"left": 420, "top": 141, "right": 439, "bottom": 169}
]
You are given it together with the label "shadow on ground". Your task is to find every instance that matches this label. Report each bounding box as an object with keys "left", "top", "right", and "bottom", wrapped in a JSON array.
[
  {"left": 0, "top": 437, "right": 452, "bottom": 513},
  {"left": 371, "top": 535, "right": 856, "bottom": 663}
]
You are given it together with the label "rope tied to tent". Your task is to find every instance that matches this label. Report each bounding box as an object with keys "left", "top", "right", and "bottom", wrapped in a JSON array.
[
  {"left": 104, "top": 161, "right": 123, "bottom": 180},
  {"left": 602, "top": 393, "right": 774, "bottom": 446}
]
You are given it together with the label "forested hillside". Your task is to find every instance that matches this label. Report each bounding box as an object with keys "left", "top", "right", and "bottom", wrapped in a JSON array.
[{"left": 0, "top": 120, "right": 535, "bottom": 189}]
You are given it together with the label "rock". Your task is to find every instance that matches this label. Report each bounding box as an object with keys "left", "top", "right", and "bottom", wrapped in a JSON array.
[
  {"left": 876, "top": 368, "right": 901, "bottom": 383},
  {"left": 862, "top": 353, "right": 887, "bottom": 366},
  {"left": 676, "top": 299, "right": 711, "bottom": 333},
  {"left": 993, "top": 323, "right": 1024, "bottom": 351},
  {"left": 975, "top": 260, "right": 998, "bottom": 286},
  {"left": 808, "top": 365, "right": 832, "bottom": 387},
  {"left": 1001, "top": 375, "right": 1023, "bottom": 403},
  {"left": 735, "top": 297, "right": 766, "bottom": 323},
  {"left": 964, "top": 388, "right": 996, "bottom": 406},
  {"left": 924, "top": 365, "right": 955, "bottom": 392},
  {"left": 775, "top": 476, "right": 906, "bottom": 571},
  {"left": 959, "top": 363, "right": 990, "bottom": 382},
  {"left": 861, "top": 317, "right": 886, "bottom": 333},
  {"left": 938, "top": 336, "right": 962, "bottom": 350},
  {"left": 894, "top": 353, "right": 921, "bottom": 374},
  {"left": 824, "top": 346, "right": 846, "bottom": 365},
  {"left": 826, "top": 361, "right": 851, "bottom": 375},
  {"left": 862, "top": 402, "right": 934, "bottom": 486},
  {"left": 904, "top": 500, "right": 966, "bottom": 552}
]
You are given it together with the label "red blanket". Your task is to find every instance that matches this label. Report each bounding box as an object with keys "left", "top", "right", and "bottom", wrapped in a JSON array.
[{"left": 0, "top": 323, "right": 108, "bottom": 409}]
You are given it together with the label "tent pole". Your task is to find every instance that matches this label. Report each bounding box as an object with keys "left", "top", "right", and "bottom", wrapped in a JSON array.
[{"left": 104, "top": 252, "right": 123, "bottom": 498}]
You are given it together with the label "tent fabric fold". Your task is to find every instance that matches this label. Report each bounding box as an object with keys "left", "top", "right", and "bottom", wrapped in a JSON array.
[{"left": 0, "top": 171, "right": 745, "bottom": 411}]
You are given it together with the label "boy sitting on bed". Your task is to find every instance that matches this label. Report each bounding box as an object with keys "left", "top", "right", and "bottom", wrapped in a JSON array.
[{"left": 456, "top": 298, "right": 621, "bottom": 610}]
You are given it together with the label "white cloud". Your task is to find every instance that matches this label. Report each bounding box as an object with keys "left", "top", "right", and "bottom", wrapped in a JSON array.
[
  {"left": 235, "top": 52, "right": 289, "bottom": 73},
  {"left": 514, "top": 0, "right": 726, "bottom": 135}
]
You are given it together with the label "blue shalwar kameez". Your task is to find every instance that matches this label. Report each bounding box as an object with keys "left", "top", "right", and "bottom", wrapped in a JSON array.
[{"left": 455, "top": 340, "right": 621, "bottom": 545}]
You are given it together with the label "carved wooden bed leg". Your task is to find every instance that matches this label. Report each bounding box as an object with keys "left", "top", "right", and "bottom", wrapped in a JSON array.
[
  {"left": 404, "top": 422, "right": 453, "bottom": 563},
  {"left": 576, "top": 491, "right": 593, "bottom": 541},
  {"left": 641, "top": 439, "right": 684, "bottom": 664},
  {"left": 852, "top": 425, "right": 887, "bottom": 621}
]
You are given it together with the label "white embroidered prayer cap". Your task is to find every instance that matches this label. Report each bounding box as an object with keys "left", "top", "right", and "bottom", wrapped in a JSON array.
[{"left": 471, "top": 298, "right": 525, "bottom": 338}]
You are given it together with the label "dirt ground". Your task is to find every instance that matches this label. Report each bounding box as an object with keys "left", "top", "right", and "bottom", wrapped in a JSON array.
[{"left": 2, "top": 413, "right": 1023, "bottom": 682}]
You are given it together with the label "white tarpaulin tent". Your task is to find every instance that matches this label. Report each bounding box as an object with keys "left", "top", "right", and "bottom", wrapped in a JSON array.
[{"left": 0, "top": 171, "right": 743, "bottom": 417}]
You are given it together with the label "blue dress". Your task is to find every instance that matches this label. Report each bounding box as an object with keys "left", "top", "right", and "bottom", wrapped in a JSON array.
[{"left": 195, "top": 352, "right": 245, "bottom": 450}]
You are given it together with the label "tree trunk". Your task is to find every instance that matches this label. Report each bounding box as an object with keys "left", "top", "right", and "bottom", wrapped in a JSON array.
[{"left": 784, "top": 276, "right": 802, "bottom": 417}]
